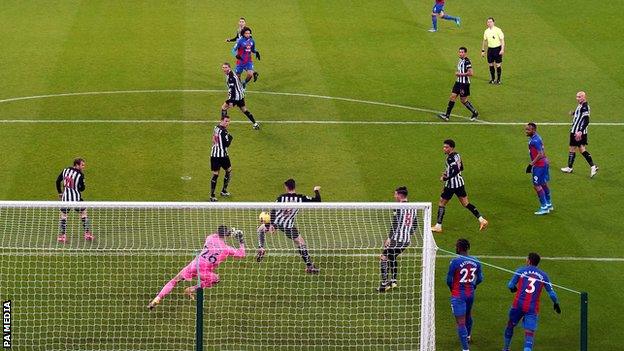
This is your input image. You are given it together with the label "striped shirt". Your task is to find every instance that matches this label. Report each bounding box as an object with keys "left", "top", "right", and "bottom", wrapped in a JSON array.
[
  {"left": 270, "top": 191, "right": 321, "bottom": 229},
  {"left": 388, "top": 205, "right": 417, "bottom": 244},
  {"left": 226, "top": 71, "right": 244, "bottom": 101},
  {"left": 456, "top": 57, "right": 472, "bottom": 84},
  {"left": 444, "top": 152, "right": 465, "bottom": 189},
  {"left": 571, "top": 102, "right": 590, "bottom": 134},
  {"left": 55, "top": 167, "right": 85, "bottom": 201},
  {"left": 210, "top": 125, "right": 232, "bottom": 158}
]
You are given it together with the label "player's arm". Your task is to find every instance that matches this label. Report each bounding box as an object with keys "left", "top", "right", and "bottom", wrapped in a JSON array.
[
  {"left": 55, "top": 172, "right": 63, "bottom": 197},
  {"left": 443, "top": 156, "right": 461, "bottom": 181},
  {"left": 507, "top": 271, "right": 521, "bottom": 292},
  {"left": 475, "top": 263, "right": 484, "bottom": 286},
  {"left": 251, "top": 40, "right": 260, "bottom": 60},
  {"left": 303, "top": 186, "right": 321, "bottom": 202},
  {"left": 229, "top": 228, "right": 246, "bottom": 258},
  {"left": 225, "top": 32, "right": 239, "bottom": 42},
  {"left": 77, "top": 175, "right": 85, "bottom": 192},
  {"left": 231, "top": 40, "right": 242, "bottom": 59},
  {"left": 481, "top": 33, "right": 487, "bottom": 57},
  {"left": 543, "top": 273, "right": 561, "bottom": 313},
  {"left": 227, "top": 73, "right": 237, "bottom": 96},
  {"left": 222, "top": 130, "right": 233, "bottom": 147},
  {"left": 499, "top": 32, "right": 505, "bottom": 54},
  {"left": 446, "top": 262, "right": 455, "bottom": 290}
]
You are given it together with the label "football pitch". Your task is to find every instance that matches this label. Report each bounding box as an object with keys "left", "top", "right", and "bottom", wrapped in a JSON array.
[{"left": 1, "top": 1, "right": 623, "bottom": 350}]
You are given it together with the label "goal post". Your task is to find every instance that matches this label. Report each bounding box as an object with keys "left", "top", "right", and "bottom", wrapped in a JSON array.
[{"left": 0, "top": 201, "right": 437, "bottom": 350}]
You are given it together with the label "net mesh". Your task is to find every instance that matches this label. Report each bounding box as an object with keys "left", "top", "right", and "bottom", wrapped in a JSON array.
[{"left": 0, "top": 201, "right": 436, "bottom": 350}]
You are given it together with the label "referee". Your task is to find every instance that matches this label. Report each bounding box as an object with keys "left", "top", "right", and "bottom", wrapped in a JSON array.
[{"left": 481, "top": 17, "right": 505, "bottom": 84}]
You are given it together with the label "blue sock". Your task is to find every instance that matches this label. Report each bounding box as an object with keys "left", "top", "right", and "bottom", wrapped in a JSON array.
[
  {"left": 524, "top": 330, "right": 535, "bottom": 351},
  {"left": 457, "top": 324, "right": 469, "bottom": 350},
  {"left": 443, "top": 14, "right": 457, "bottom": 21},
  {"left": 504, "top": 323, "right": 514, "bottom": 350},
  {"left": 466, "top": 315, "right": 473, "bottom": 337},
  {"left": 542, "top": 184, "right": 551, "bottom": 204},
  {"left": 432, "top": 15, "right": 438, "bottom": 30},
  {"left": 536, "top": 189, "right": 547, "bottom": 207}
]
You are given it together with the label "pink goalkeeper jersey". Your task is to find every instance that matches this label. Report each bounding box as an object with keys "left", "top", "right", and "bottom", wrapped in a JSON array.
[{"left": 196, "top": 233, "right": 245, "bottom": 270}]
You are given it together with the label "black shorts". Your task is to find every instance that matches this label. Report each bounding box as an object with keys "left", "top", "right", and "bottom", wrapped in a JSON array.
[
  {"left": 569, "top": 133, "right": 588, "bottom": 147},
  {"left": 60, "top": 200, "right": 86, "bottom": 214},
  {"left": 452, "top": 82, "right": 470, "bottom": 97},
  {"left": 487, "top": 46, "right": 503, "bottom": 64},
  {"left": 382, "top": 241, "right": 409, "bottom": 259},
  {"left": 275, "top": 224, "right": 300, "bottom": 240},
  {"left": 210, "top": 157, "right": 231, "bottom": 171},
  {"left": 225, "top": 99, "right": 245, "bottom": 108},
  {"left": 441, "top": 186, "right": 467, "bottom": 200}
]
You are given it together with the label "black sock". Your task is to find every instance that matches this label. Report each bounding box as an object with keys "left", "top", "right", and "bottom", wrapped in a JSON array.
[
  {"left": 222, "top": 170, "right": 231, "bottom": 192},
  {"left": 390, "top": 258, "right": 398, "bottom": 281},
  {"left": 568, "top": 152, "right": 576, "bottom": 168},
  {"left": 243, "top": 110, "right": 256, "bottom": 124},
  {"left": 436, "top": 206, "right": 446, "bottom": 225},
  {"left": 59, "top": 218, "right": 67, "bottom": 234},
  {"left": 465, "top": 203, "right": 481, "bottom": 218},
  {"left": 210, "top": 174, "right": 218, "bottom": 197},
  {"left": 298, "top": 244, "right": 313, "bottom": 266},
  {"left": 221, "top": 109, "right": 228, "bottom": 118},
  {"left": 245, "top": 76, "right": 252, "bottom": 84},
  {"left": 380, "top": 259, "right": 389, "bottom": 283},
  {"left": 81, "top": 217, "right": 91, "bottom": 232},
  {"left": 489, "top": 66, "right": 495, "bottom": 81},
  {"left": 463, "top": 101, "right": 477, "bottom": 115},
  {"left": 581, "top": 151, "right": 594, "bottom": 166},
  {"left": 496, "top": 67, "right": 502, "bottom": 81},
  {"left": 445, "top": 101, "right": 455, "bottom": 116}
]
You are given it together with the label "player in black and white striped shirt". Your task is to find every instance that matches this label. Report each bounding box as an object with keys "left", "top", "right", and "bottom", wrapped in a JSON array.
[
  {"left": 55, "top": 158, "right": 93, "bottom": 243},
  {"left": 210, "top": 116, "right": 234, "bottom": 202},
  {"left": 560, "top": 91, "right": 598, "bottom": 177},
  {"left": 432, "top": 139, "right": 488, "bottom": 233},
  {"left": 438, "top": 47, "right": 480, "bottom": 121},
  {"left": 256, "top": 178, "right": 321, "bottom": 274},
  {"left": 378, "top": 186, "right": 418, "bottom": 293},
  {"left": 220, "top": 62, "right": 260, "bottom": 130}
]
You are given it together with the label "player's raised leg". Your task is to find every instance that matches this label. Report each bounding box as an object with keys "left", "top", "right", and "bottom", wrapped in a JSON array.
[
  {"left": 240, "top": 106, "right": 259, "bottom": 130},
  {"left": 149, "top": 274, "right": 184, "bottom": 310},
  {"left": 293, "top": 234, "right": 319, "bottom": 274},
  {"left": 458, "top": 196, "right": 488, "bottom": 231}
]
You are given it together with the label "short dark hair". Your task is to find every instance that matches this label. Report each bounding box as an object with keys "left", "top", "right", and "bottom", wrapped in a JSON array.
[
  {"left": 488, "top": 17, "right": 495, "bottom": 22},
  {"left": 459, "top": 46, "right": 468, "bottom": 53},
  {"left": 395, "top": 186, "right": 408, "bottom": 197},
  {"left": 217, "top": 225, "right": 229, "bottom": 237},
  {"left": 221, "top": 115, "right": 230, "bottom": 121},
  {"left": 240, "top": 17, "right": 246, "bottom": 21},
  {"left": 527, "top": 122, "right": 537, "bottom": 130},
  {"left": 223, "top": 62, "right": 231, "bottom": 68},
  {"left": 284, "top": 178, "right": 296, "bottom": 190},
  {"left": 73, "top": 158, "right": 85, "bottom": 166},
  {"left": 456, "top": 238, "right": 470, "bottom": 252},
  {"left": 241, "top": 26, "right": 251, "bottom": 35},
  {"left": 443, "top": 139, "right": 456, "bottom": 148},
  {"left": 528, "top": 252, "right": 541, "bottom": 266}
]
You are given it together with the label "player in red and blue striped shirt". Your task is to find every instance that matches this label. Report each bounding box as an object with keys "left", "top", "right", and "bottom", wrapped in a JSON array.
[
  {"left": 231, "top": 27, "right": 260, "bottom": 88},
  {"left": 447, "top": 238, "right": 483, "bottom": 351},
  {"left": 525, "top": 122, "right": 553, "bottom": 215},
  {"left": 503, "top": 253, "right": 561, "bottom": 351}
]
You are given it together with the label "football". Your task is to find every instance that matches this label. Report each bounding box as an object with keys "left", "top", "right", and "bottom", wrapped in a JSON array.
[{"left": 258, "top": 211, "right": 271, "bottom": 224}]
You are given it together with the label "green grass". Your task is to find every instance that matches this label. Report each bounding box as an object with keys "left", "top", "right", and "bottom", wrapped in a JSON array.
[{"left": 1, "top": 0, "right": 623, "bottom": 350}]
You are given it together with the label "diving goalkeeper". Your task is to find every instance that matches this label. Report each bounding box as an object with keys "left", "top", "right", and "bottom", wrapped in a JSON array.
[{"left": 148, "top": 225, "right": 246, "bottom": 309}]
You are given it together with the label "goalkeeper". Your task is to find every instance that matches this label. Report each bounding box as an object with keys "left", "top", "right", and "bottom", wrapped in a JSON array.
[{"left": 148, "top": 225, "right": 245, "bottom": 310}]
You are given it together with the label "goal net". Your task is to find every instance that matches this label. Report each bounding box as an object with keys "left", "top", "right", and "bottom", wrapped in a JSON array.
[{"left": 0, "top": 201, "right": 436, "bottom": 350}]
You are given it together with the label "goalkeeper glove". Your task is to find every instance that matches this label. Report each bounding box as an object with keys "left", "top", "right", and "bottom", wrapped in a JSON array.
[
  {"left": 525, "top": 164, "right": 533, "bottom": 173},
  {"left": 509, "top": 286, "right": 518, "bottom": 293},
  {"left": 554, "top": 303, "right": 561, "bottom": 314},
  {"left": 235, "top": 54, "right": 242, "bottom": 60},
  {"left": 255, "top": 51, "right": 261, "bottom": 60},
  {"left": 233, "top": 229, "right": 244, "bottom": 244}
]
